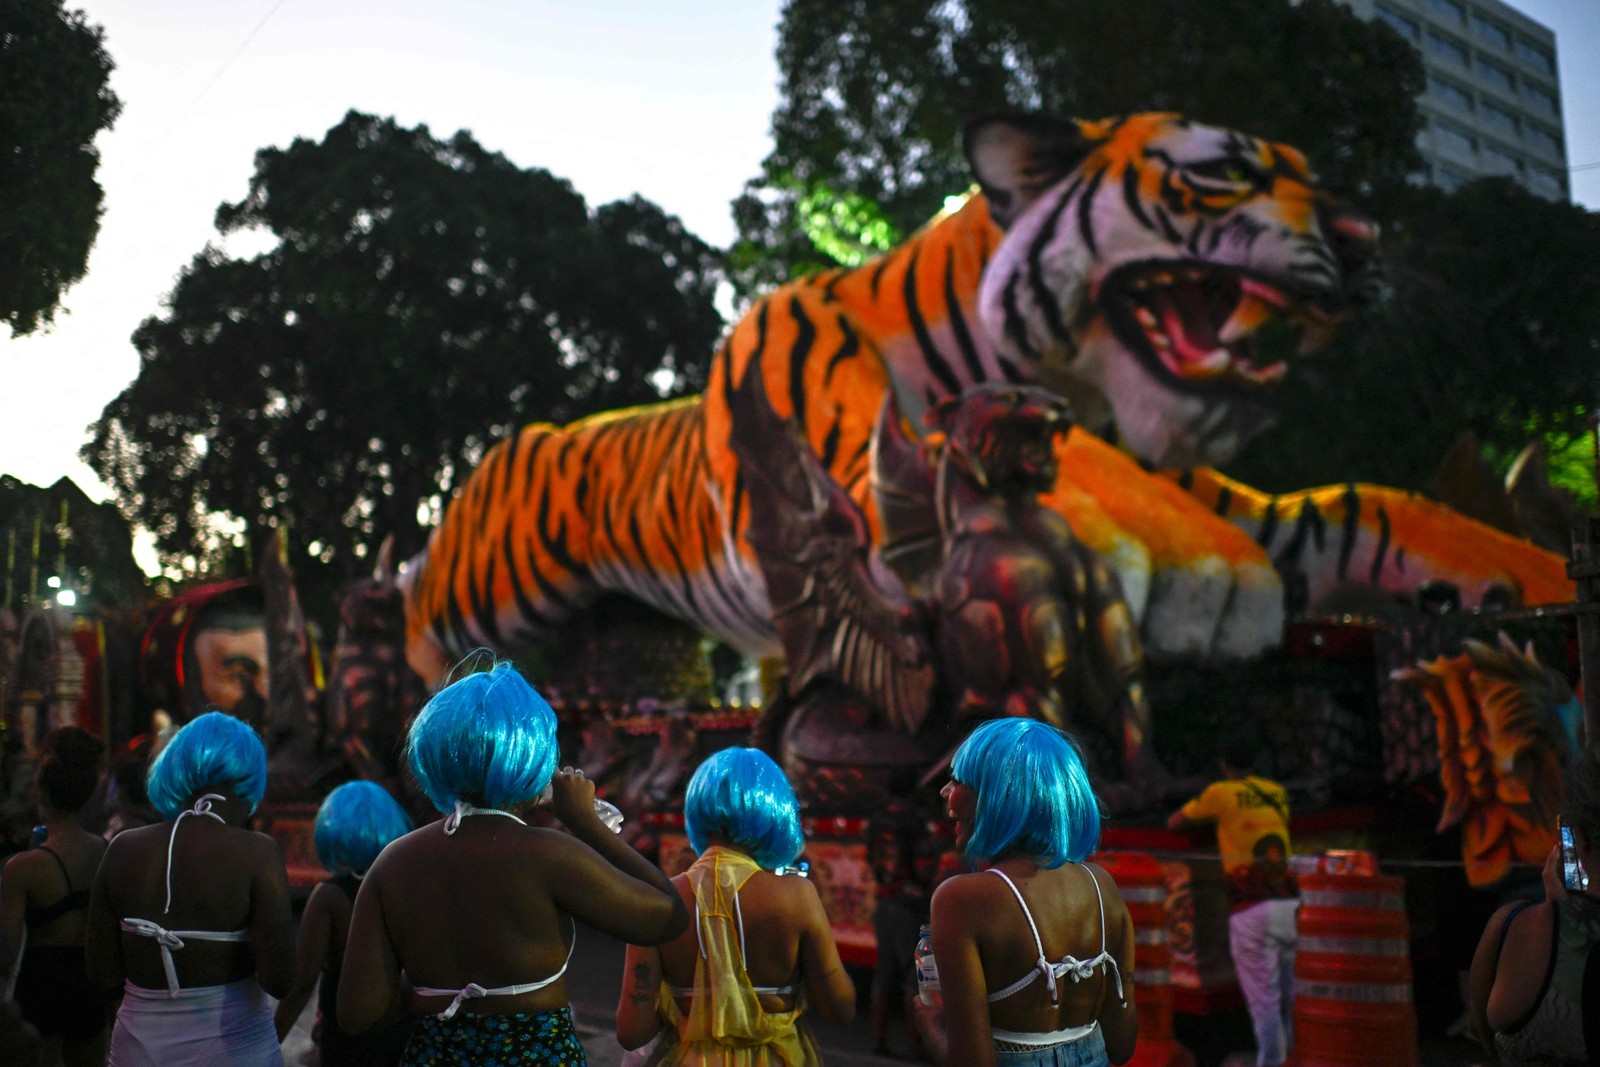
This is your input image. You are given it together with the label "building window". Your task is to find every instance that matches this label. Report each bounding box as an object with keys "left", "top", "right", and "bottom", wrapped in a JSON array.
[
  {"left": 1480, "top": 99, "right": 1519, "bottom": 133},
  {"left": 1527, "top": 165, "right": 1563, "bottom": 198},
  {"left": 1375, "top": 4, "right": 1420, "bottom": 42},
  {"left": 1428, "top": 75, "right": 1474, "bottom": 111},
  {"left": 1436, "top": 164, "right": 1472, "bottom": 191},
  {"left": 1470, "top": 12, "right": 1512, "bottom": 50},
  {"left": 1476, "top": 56, "right": 1515, "bottom": 92},
  {"left": 1427, "top": 30, "right": 1469, "bottom": 66},
  {"left": 1522, "top": 82, "right": 1559, "bottom": 116},
  {"left": 1514, "top": 38, "right": 1554, "bottom": 74},
  {"left": 1525, "top": 124, "right": 1562, "bottom": 157},
  {"left": 1432, "top": 120, "right": 1476, "bottom": 157},
  {"left": 1423, "top": 0, "right": 1465, "bottom": 23},
  {"left": 1481, "top": 143, "right": 1522, "bottom": 175}
]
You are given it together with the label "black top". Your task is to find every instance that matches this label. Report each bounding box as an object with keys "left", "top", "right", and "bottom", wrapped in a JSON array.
[{"left": 24, "top": 845, "right": 95, "bottom": 930}]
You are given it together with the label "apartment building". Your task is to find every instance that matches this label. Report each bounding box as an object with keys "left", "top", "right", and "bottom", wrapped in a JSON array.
[{"left": 1341, "top": 0, "right": 1568, "bottom": 200}]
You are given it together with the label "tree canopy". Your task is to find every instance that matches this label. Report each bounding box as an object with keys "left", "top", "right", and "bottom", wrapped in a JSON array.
[
  {"left": 0, "top": 0, "right": 121, "bottom": 335},
  {"left": 731, "top": 0, "right": 1424, "bottom": 294},
  {"left": 84, "top": 111, "right": 725, "bottom": 604}
]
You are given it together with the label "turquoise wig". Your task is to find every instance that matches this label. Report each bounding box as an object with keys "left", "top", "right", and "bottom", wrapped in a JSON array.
[
  {"left": 951, "top": 718, "right": 1101, "bottom": 868},
  {"left": 146, "top": 711, "right": 268, "bottom": 819},
  {"left": 684, "top": 747, "right": 804, "bottom": 870},
  {"left": 314, "top": 780, "right": 414, "bottom": 876},
  {"left": 406, "top": 661, "right": 558, "bottom": 814}
]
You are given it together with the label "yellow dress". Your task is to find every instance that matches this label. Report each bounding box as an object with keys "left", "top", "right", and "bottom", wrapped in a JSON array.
[{"left": 649, "top": 846, "right": 822, "bottom": 1066}]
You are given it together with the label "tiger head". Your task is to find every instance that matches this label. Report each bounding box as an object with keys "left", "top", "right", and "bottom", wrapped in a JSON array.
[
  {"left": 966, "top": 112, "right": 1378, "bottom": 467},
  {"left": 926, "top": 384, "right": 1075, "bottom": 497}
]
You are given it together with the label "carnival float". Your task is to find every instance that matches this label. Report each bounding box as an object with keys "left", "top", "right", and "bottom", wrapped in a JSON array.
[{"left": 1, "top": 111, "right": 1590, "bottom": 1041}]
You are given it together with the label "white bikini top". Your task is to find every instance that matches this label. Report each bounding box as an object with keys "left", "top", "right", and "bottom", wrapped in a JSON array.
[
  {"left": 119, "top": 793, "right": 251, "bottom": 996},
  {"left": 666, "top": 884, "right": 799, "bottom": 998},
  {"left": 411, "top": 802, "right": 577, "bottom": 1020},
  {"left": 985, "top": 865, "right": 1125, "bottom": 1008}
]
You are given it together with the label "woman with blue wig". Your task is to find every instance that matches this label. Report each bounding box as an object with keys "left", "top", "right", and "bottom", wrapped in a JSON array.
[
  {"left": 339, "top": 661, "right": 688, "bottom": 1065},
  {"left": 614, "top": 747, "right": 855, "bottom": 1065},
  {"left": 273, "top": 781, "right": 415, "bottom": 1064},
  {"left": 919, "top": 719, "right": 1136, "bottom": 1067},
  {"left": 85, "top": 711, "right": 296, "bottom": 1066}
]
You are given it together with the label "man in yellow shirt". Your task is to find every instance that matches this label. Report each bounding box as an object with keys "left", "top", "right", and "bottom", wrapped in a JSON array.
[{"left": 1168, "top": 737, "right": 1298, "bottom": 1067}]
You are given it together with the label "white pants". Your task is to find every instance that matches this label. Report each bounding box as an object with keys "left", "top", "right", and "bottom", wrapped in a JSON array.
[{"left": 1228, "top": 897, "right": 1299, "bottom": 1067}]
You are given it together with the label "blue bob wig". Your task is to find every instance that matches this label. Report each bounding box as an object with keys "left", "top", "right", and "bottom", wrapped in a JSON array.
[
  {"left": 684, "top": 747, "right": 804, "bottom": 870},
  {"left": 315, "top": 781, "right": 413, "bottom": 876},
  {"left": 951, "top": 718, "right": 1102, "bottom": 869},
  {"left": 146, "top": 711, "right": 268, "bottom": 819},
  {"left": 406, "top": 660, "right": 557, "bottom": 814}
]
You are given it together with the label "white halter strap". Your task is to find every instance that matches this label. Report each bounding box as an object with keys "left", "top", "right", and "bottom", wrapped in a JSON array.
[
  {"left": 164, "top": 794, "right": 227, "bottom": 913},
  {"left": 413, "top": 918, "right": 578, "bottom": 1020},
  {"left": 985, "top": 866, "right": 1125, "bottom": 1007},
  {"left": 121, "top": 795, "right": 248, "bottom": 996},
  {"left": 442, "top": 801, "right": 527, "bottom": 835}
]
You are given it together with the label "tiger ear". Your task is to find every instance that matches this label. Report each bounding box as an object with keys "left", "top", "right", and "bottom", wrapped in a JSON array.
[{"left": 963, "top": 112, "right": 1097, "bottom": 229}]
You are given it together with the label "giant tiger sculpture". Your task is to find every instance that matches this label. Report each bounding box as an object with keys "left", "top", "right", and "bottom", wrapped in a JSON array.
[{"left": 401, "top": 112, "right": 1570, "bottom": 689}]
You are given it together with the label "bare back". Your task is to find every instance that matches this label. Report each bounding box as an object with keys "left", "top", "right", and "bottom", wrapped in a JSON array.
[
  {"left": 931, "top": 857, "right": 1137, "bottom": 1064},
  {"left": 368, "top": 819, "right": 581, "bottom": 1016},
  {"left": 88, "top": 814, "right": 293, "bottom": 993},
  {"left": 657, "top": 866, "right": 819, "bottom": 1015}
]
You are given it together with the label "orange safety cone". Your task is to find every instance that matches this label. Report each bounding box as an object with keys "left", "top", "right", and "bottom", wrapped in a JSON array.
[
  {"left": 1289, "top": 858, "right": 1419, "bottom": 1067},
  {"left": 1098, "top": 851, "right": 1197, "bottom": 1067}
]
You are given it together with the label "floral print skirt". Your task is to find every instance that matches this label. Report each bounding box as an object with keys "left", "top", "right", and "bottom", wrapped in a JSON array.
[{"left": 399, "top": 1006, "right": 586, "bottom": 1066}]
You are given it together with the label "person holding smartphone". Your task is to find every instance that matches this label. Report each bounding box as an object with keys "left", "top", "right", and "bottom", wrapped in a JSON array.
[{"left": 1468, "top": 747, "right": 1600, "bottom": 1064}]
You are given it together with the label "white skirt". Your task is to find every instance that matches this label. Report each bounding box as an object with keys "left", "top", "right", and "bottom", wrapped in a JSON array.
[{"left": 109, "top": 978, "right": 282, "bottom": 1067}]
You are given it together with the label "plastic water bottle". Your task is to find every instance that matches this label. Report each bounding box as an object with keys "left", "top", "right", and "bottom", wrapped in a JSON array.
[{"left": 914, "top": 924, "right": 940, "bottom": 1007}]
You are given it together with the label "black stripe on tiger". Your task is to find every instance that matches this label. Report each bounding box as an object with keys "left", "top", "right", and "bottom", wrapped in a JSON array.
[
  {"left": 1075, "top": 167, "right": 1106, "bottom": 257},
  {"left": 1213, "top": 485, "right": 1232, "bottom": 517},
  {"left": 824, "top": 314, "right": 861, "bottom": 385},
  {"left": 1370, "top": 504, "right": 1392, "bottom": 583},
  {"left": 1001, "top": 273, "right": 1038, "bottom": 361},
  {"left": 943, "top": 247, "right": 986, "bottom": 383},
  {"left": 1256, "top": 498, "right": 1279, "bottom": 548},
  {"left": 904, "top": 248, "right": 963, "bottom": 394},
  {"left": 1336, "top": 483, "right": 1359, "bottom": 582},
  {"left": 1029, "top": 174, "right": 1082, "bottom": 348},
  {"left": 787, "top": 295, "right": 817, "bottom": 425}
]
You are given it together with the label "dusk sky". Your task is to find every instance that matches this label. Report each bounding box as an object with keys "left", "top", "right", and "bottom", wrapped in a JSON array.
[{"left": 2, "top": 0, "right": 1595, "bottom": 575}]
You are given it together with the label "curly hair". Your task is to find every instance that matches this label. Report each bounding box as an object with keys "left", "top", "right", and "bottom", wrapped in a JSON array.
[{"left": 37, "top": 727, "right": 104, "bottom": 814}]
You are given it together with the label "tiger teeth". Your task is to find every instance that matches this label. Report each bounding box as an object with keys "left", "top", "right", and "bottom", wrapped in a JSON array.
[
  {"left": 1240, "top": 278, "right": 1290, "bottom": 308},
  {"left": 1258, "top": 361, "right": 1287, "bottom": 382},
  {"left": 1190, "top": 350, "right": 1232, "bottom": 376},
  {"left": 1218, "top": 295, "right": 1275, "bottom": 343},
  {"left": 1135, "top": 306, "right": 1159, "bottom": 330}
]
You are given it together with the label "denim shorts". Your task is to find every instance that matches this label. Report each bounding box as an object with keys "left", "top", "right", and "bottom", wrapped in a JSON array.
[{"left": 993, "top": 1024, "right": 1109, "bottom": 1067}]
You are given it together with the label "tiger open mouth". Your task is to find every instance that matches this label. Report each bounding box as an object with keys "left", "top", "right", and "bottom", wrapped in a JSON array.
[{"left": 1104, "top": 263, "right": 1342, "bottom": 390}]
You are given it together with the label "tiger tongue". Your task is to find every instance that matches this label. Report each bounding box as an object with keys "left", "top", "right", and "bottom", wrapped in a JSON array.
[{"left": 1149, "top": 287, "right": 1231, "bottom": 374}]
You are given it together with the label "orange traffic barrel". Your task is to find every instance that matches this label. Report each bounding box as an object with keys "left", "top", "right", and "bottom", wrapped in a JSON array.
[
  {"left": 1098, "top": 851, "right": 1196, "bottom": 1067},
  {"left": 1289, "top": 865, "right": 1418, "bottom": 1067}
]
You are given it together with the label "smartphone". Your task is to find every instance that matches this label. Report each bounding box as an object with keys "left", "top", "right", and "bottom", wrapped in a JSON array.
[{"left": 1559, "top": 818, "right": 1587, "bottom": 892}]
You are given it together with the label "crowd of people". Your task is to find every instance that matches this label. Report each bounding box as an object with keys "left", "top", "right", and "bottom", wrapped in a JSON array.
[{"left": 0, "top": 657, "right": 1595, "bottom": 1066}]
